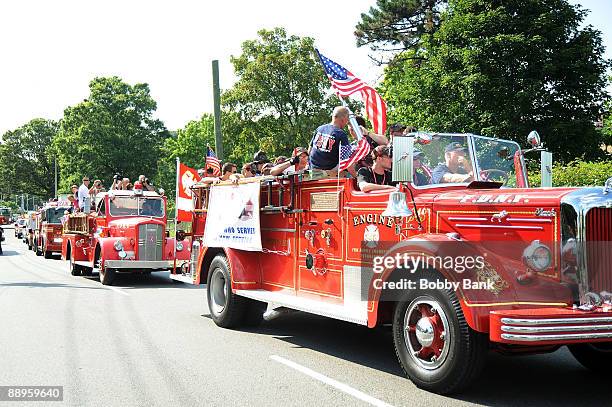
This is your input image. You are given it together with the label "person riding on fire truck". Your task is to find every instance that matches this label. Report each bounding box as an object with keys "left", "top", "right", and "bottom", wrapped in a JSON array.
[
  {"left": 357, "top": 145, "right": 397, "bottom": 192},
  {"left": 269, "top": 147, "right": 309, "bottom": 176},
  {"left": 309, "top": 106, "right": 351, "bottom": 175},
  {"left": 431, "top": 141, "right": 474, "bottom": 184}
]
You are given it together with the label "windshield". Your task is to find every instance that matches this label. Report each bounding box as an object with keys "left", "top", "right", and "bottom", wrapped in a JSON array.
[
  {"left": 472, "top": 136, "right": 522, "bottom": 187},
  {"left": 0, "top": 208, "right": 10, "bottom": 216},
  {"left": 45, "top": 207, "right": 70, "bottom": 224},
  {"left": 412, "top": 134, "right": 473, "bottom": 186},
  {"left": 108, "top": 196, "right": 165, "bottom": 218},
  {"left": 411, "top": 133, "right": 523, "bottom": 187}
]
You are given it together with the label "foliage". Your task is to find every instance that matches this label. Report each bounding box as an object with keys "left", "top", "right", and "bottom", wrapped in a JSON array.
[
  {"left": 53, "top": 77, "right": 169, "bottom": 191},
  {"left": 355, "top": 0, "right": 447, "bottom": 59},
  {"left": 380, "top": 0, "right": 610, "bottom": 162},
  {"left": 528, "top": 159, "right": 612, "bottom": 187},
  {"left": 222, "top": 27, "right": 338, "bottom": 163},
  {"left": 0, "top": 118, "right": 59, "bottom": 198},
  {"left": 156, "top": 114, "right": 216, "bottom": 200},
  {"left": 0, "top": 200, "right": 19, "bottom": 211}
]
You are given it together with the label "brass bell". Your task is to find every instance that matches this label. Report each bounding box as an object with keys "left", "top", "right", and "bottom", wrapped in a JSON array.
[{"left": 382, "top": 191, "right": 413, "bottom": 217}]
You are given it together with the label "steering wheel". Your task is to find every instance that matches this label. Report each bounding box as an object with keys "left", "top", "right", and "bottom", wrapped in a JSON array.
[{"left": 479, "top": 169, "right": 509, "bottom": 184}]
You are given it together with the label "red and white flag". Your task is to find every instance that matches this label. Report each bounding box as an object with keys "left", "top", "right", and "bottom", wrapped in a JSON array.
[
  {"left": 316, "top": 49, "right": 387, "bottom": 135},
  {"left": 176, "top": 161, "right": 200, "bottom": 222}
]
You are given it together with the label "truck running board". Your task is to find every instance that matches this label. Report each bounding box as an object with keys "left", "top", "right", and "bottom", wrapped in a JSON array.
[
  {"left": 235, "top": 289, "right": 368, "bottom": 326},
  {"left": 169, "top": 273, "right": 196, "bottom": 284}
]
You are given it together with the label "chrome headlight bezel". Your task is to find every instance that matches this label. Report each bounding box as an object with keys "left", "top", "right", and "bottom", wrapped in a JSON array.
[
  {"left": 113, "top": 240, "right": 124, "bottom": 252},
  {"left": 522, "top": 240, "right": 552, "bottom": 272},
  {"left": 176, "top": 241, "right": 184, "bottom": 251}
]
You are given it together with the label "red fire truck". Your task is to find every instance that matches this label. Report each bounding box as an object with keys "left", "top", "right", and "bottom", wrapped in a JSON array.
[
  {"left": 171, "top": 131, "right": 612, "bottom": 394},
  {"left": 0, "top": 207, "right": 11, "bottom": 225},
  {"left": 34, "top": 202, "right": 72, "bottom": 259},
  {"left": 62, "top": 185, "right": 190, "bottom": 285}
]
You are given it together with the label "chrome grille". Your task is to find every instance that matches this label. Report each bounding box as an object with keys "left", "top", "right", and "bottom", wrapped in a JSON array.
[
  {"left": 138, "top": 224, "right": 163, "bottom": 261},
  {"left": 586, "top": 208, "right": 612, "bottom": 294}
]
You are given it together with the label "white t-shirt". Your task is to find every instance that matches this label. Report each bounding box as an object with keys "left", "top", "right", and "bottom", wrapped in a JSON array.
[{"left": 78, "top": 184, "right": 90, "bottom": 209}]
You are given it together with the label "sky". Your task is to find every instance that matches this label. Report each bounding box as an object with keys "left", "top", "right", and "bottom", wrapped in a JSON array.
[{"left": 0, "top": 0, "right": 610, "bottom": 136}]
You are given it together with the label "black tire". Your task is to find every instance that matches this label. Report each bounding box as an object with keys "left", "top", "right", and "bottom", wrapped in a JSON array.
[
  {"left": 568, "top": 343, "right": 612, "bottom": 373},
  {"left": 69, "top": 251, "right": 82, "bottom": 276},
  {"left": 207, "top": 254, "right": 250, "bottom": 328},
  {"left": 43, "top": 245, "right": 53, "bottom": 259},
  {"left": 35, "top": 243, "right": 42, "bottom": 256},
  {"left": 99, "top": 262, "right": 116, "bottom": 286},
  {"left": 392, "top": 272, "right": 488, "bottom": 394}
]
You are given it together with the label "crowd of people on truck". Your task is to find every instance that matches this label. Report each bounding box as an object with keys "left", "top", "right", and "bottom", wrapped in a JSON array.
[
  {"left": 63, "top": 173, "right": 159, "bottom": 214},
  {"left": 194, "top": 105, "right": 475, "bottom": 193}
]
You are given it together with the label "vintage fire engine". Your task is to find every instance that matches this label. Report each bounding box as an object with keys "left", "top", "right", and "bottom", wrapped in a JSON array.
[
  {"left": 0, "top": 207, "right": 11, "bottom": 225},
  {"left": 33, "top": 202, "right": 71, "bottom": 259},
  {"left": 171, "top": 131, "right": 612, "bottom": 394},
  {"left": 61, "top": 183, "right": 189, "bottom": 285}
]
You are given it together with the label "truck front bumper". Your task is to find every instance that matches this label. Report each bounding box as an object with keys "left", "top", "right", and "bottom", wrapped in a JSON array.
[
  {"left": 490, "top": 307, "right": 612, "bottom": 345},
  {"left": 104, "top": 260, "right": 174, "bottom": 271}
]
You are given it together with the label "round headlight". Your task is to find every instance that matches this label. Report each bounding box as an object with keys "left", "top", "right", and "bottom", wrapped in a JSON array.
[
  {"left": 522, "top": 240, "right": 552, "bottom": 271},
  {"left": 118, "top": 250, "right": 127, "bottom": 259},
  {"left": 176, "top": 242, "right": 184, "bottom": 251},
  {"left": 114, "top": 240, "right": 124, "bottom": 251}
]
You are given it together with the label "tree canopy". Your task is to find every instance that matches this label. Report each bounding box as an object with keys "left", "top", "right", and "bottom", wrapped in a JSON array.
[
  {"left": 53, "top": 77, "right": 168, "bottom": 191},
  {"left": 0, "top": 118, "right": 59, "bottom": 198},
  {"left": 222, "top": 27, "right": 337, "bottom": 163},
  {"left": 355, "top": 0, "right": 447, "bottom": 61},
  {"left": 379, "top": 0, "right": 610, "bottom": 161}
]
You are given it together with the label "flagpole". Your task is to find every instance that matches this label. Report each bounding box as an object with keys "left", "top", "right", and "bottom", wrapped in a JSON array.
[{"left": 173, "top": 157, "right": 180, "bottom": 274}]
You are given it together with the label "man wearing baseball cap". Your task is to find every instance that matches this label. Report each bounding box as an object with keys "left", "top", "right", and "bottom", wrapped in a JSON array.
[
  {"left": 431, "top": 141, "right": 474, "bottom": 184},
  {"left": 270, "top": 147, "right": 309, "bottom": 175},
  {"left": 413, "top": 149, "right": 431, "bottom": 186}
]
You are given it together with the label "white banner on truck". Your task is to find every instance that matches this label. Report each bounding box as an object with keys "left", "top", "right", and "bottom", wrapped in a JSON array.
[{"left": 203, "top": 182, "right": 262, "bottom": 251}]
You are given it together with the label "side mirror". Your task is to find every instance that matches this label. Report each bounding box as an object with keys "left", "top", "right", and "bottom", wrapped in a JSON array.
[{"left": 527, "top": 130, "right": 541, "bottom": 148}]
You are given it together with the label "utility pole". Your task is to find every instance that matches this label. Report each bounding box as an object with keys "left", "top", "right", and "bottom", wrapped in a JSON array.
[
  {"left": 212, "top": 60, "right": 223, "bottom": 160},
  {"left": 54, "top": 158, "right": 58, "bottom": 198}
]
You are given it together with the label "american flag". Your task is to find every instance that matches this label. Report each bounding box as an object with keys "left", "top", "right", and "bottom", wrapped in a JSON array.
[
  {"left": 339, "top": 138, "right": 371, "bottom": 171},
  {"left": 206, "top": 146, "right": 221, "bottom": 176},
  {"left": 316, "top": 50, "right": 387, "bottom": 135}
]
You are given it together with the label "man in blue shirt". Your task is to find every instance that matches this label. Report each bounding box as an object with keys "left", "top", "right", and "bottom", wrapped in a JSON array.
[{"left": 309, "top": 106, "right": 351, "bottom": 172}]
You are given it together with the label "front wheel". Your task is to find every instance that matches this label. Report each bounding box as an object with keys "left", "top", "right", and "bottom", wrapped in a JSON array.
[
  {"left": 568, "top": 343, "right": 612, "bottom": 373},
  {"left": 207, "top": 255, "right": 250, "bottom": 328},
  {"left": 43, "top": 243, "right": 52, "bottom": 259},
  {"left": 98, "top": 259, "right": 116, "bottom": 286},
  {"left": 392, "top": 275, "right": 488, "bottom": 394},
  {"left": 69, "top": 252, "right": 82, "bottom": 276}
]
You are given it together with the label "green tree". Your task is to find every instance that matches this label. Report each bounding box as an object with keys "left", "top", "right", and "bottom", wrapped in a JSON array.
[
  {"left": 355, "top": 0, "right": 447, "bottom": 61},
  {"left": 156, "top": 114, "right": 216, "bottom": 200},
  {"left": 222, "top": 27, "right": 337, "bottom": 163},
  {"left": 53, "top": 76, "right": 168, "bottom": 190},
  {"left": 379, "top": 0, "right": 610, "bottom": 162},
  {"left": 0, "top": 118, "right": 59, "bottom": 199}
]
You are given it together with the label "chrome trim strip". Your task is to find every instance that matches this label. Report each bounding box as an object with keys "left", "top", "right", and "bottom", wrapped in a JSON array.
[
  {"left": 501, "top": 324, "right": 612, "bottom": 333},
  {"left": 448, "top": 217, "right": 488, "bottom": 221},
  {"left": 501, "top": 316, "right": 612, "bottom": 325},
  {"left": 105, "top": 260, "right": 173, "bottom": 269},
  {"left": 506, "top": 218, "right": 552, "bottom": 223},
  {"left": 501, "top": 332, "right": 612, "bottom": 342},
  {"left": 454, "top": 224, "right": 544, "bottom": 230}
]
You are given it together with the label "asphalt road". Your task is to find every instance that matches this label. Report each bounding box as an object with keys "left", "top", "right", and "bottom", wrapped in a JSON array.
[{"left": 0, "top": 227, "right": 609, "bottom": 407}]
